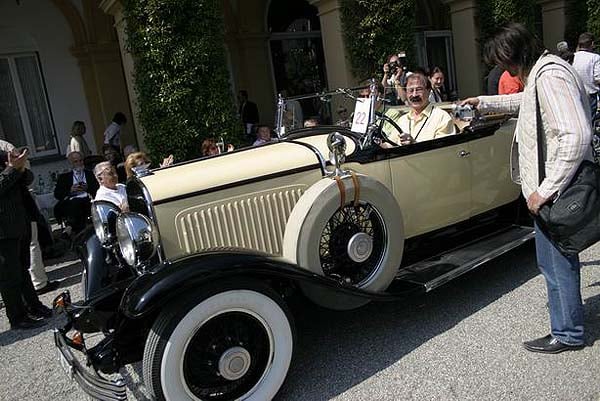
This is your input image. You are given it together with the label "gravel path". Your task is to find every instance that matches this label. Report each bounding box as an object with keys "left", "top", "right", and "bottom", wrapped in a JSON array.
[{"left": 1, "top": 241, "right": 599, "bottom": 401}]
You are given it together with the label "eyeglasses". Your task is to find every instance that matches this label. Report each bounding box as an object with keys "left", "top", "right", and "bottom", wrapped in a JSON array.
[{"left": 406, "top": 87, "right": 425, "bottom": 94}]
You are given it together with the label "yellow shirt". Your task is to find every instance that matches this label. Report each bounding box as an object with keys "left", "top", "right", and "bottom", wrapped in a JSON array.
[{"left": 385, "top": 103, "right": 455, "bottom": 144}]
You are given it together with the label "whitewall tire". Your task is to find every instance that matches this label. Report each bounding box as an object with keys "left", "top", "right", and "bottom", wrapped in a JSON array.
[{"left": 143, "top": 284, "right": 294, "bottom": 401}]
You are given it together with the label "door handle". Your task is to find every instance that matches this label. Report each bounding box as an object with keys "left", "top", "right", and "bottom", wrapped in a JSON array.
[{"left": 458, "top": 150, "right": 471, "bottom": 158}]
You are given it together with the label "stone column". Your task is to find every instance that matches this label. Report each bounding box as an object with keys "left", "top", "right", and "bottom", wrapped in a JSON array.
[
  {"left": 442, "top": 0, "right": 483, "bottom": 97},
  {"left": 309, "top": 0, "right": 355, "bottom": 89},
  {"left": 537, "top": 0, "right": 568, "bottom": 50},
  {"left": 99, "top": 0, "right": 146, "bottom": 151}
]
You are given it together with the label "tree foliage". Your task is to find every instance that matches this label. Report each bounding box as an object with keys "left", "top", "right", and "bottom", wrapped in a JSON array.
[
  {"left": 339, "top": 0, "right": 415, "bottom": 81},
  {"left": 122, "top": 0, "right": 242, "bottom": 162},
  {"left": 587, "top": 0, "right": 600, "bottom": 42}
]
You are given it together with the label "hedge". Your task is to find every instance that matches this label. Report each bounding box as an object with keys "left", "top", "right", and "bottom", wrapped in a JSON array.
[{"left": 122, "top": 0, "right": 242, "bottom": 162}]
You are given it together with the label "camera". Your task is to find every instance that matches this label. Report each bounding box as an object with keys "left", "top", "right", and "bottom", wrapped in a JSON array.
[
  {"left": 387, "top": 51, "right": 407, "bottom": 75},
  {"left": 388, "top": 61, "right": 400, "bottom": 75},
  {"left": 452, "top": 104, "right": 477, "bottom": 121}
]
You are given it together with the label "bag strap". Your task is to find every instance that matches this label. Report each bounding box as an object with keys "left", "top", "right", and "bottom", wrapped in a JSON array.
[{"left": 534, "top": 81, "right": 545, "bottom": 185}]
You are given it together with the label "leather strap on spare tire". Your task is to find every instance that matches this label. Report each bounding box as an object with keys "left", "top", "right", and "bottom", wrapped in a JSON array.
[
  {"left": 333, "top": 176, "right": 346, "bottom": 209},
  {"left": 282, "top": 174, "right": 404, "bottom": 310}
]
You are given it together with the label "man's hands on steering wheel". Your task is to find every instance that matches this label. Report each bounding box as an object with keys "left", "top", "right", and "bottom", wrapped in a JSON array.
[{"left": 373, "top": 113, "right": 404, "bottom": 147}]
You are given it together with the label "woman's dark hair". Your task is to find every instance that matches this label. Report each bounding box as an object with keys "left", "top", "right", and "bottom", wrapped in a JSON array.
[
  {"left": 429, "top": 66, "right": 444, "bottom": 77},
  {"left": 484, "top": 23, "right": 543, "bottom": 73}
]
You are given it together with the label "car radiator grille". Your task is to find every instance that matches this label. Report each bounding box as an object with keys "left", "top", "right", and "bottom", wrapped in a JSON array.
[{"left": 176, "top": 186, "right": 305, "bottom": 256}]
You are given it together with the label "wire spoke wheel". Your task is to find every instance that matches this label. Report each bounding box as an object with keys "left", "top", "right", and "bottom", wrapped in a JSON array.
[
  {"left": 319, "top": 202, "right": 386, "bottom": 286},
  {"left": 183, "top": 312, "right": 270, "bottom": 400}
]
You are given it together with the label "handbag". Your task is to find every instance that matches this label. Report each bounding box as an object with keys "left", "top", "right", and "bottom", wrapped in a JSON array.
[{"left": 533, "top": 63, "right": 600, "bottom": 254}]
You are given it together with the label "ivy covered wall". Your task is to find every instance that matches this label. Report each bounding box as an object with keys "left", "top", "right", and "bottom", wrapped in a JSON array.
[
  {"left": 122, "top": 0, "right": 242, "bottom": 162},
  {"left": 587, "top": 0, "right": 600, "bottom": 42},
  {"left": 339, "top": 0, "right": 415, "bottom": 81},
  {"left": 477, "top": 0, "right": 539, "bottom": 52}
]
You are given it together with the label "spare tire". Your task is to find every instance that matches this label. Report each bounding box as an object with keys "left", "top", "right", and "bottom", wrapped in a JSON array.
[{"left": 282, "top": 174, "right": 404, "bottom": 309}]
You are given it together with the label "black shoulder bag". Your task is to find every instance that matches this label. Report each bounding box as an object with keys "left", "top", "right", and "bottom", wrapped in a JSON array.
[{"left": 534, "top": 66, "right": 600, "bottom": 255}]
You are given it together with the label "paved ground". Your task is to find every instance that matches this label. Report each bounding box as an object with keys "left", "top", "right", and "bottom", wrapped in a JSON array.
[{"left": 1, "top": 240, "right": 600, "bottom": 401}]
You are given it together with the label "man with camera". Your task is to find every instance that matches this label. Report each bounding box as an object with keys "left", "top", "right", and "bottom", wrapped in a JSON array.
[{"left": 381, "top": 53, "right": 409, "bottom": 106}]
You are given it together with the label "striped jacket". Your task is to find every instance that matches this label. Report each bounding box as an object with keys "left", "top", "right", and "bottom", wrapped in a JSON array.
[{"left": 478, "top": 52, "right": 592, "bottom": 200}]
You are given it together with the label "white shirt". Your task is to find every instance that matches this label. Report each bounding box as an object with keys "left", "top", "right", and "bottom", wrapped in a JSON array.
[
  {"left": 253, "top": 138, "right": 274, "bottom": 146},
  {"left": 0, "top": 139, "right": 15, "bottom": 152},
  {"left": 572, "top": 50, "right": 600, "bottom": 94},
  {"left": 103, "top": 122, "right": 121, "bottom": 148},
  {"left": 94, "top": 183, "right": 128, "bottom": 209}
]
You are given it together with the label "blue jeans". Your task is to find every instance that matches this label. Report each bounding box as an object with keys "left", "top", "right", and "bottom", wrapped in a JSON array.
[{"left": 534, "top": 222, "right": 584, "bottom": 345}]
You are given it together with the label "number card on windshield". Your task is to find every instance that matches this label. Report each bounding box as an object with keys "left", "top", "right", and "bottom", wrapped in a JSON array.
[{"left": 351, "top": 98, "right": 370, "bottom": 134}]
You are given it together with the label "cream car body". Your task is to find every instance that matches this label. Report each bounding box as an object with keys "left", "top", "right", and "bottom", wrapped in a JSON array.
[{"left": 55, "top": 97, "right": 531, "bottom": 401}]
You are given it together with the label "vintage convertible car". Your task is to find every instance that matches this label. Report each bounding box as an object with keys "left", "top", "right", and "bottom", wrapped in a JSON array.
[{"left": 53, "top": 88, "right": 533, "bottom": 401}]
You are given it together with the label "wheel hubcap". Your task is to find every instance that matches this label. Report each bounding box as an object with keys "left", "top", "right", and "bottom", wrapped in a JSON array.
[
  {"left": 218, "top": 347, "right": 252, "bottom": 381},
  {"left": 347, "top": 232, "right": 373, "bottom": 263}
]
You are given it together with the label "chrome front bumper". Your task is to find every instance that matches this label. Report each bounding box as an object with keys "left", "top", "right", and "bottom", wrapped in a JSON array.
[{"left": 54, "top": 329, "right": 127, "bottom": 401}]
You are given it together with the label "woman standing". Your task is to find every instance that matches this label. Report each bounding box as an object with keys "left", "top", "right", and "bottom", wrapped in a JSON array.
[{"left": 66, "top": 121, "right": 91, "bottom": 157}]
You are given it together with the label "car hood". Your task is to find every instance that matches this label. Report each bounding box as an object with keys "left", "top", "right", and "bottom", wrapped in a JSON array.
[{"left": 138, "top": 138, "right": 341, "bottom": 204}]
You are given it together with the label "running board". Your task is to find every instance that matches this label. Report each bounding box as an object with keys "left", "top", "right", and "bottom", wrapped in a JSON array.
[{"left": 395, "top": 225, "right": 534, "bottom": 292}]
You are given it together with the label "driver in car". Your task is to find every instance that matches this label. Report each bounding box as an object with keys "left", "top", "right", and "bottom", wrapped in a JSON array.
[{"left": 382, "top": 73, "right": 455, "bottom": 147}]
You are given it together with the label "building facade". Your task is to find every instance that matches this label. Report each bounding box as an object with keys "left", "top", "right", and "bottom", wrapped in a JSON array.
[{"left": 0, "top": 0, "right": 573, "bottom": 189}]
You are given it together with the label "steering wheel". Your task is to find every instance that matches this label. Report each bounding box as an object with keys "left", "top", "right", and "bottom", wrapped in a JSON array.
[{"left": 373, "top": 112, "right": 403, "bottom": 147}]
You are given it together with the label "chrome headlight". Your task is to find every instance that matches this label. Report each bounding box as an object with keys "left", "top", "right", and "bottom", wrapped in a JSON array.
[
  {"left": 91, "top": 201, "right": 120, "bottom": 245},
  {"left": 116, "top": 212, "right": 159, "bottom": 269}
]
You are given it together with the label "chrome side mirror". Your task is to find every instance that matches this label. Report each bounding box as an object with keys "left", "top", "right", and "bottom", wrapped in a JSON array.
[{"left": 327, "top": 132, "right": 347, "bottom": 176}]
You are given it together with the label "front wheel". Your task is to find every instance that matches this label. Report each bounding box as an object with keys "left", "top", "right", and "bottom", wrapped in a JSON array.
[{"left": 143, "top": 282, "right": 294, "bottom": 401}]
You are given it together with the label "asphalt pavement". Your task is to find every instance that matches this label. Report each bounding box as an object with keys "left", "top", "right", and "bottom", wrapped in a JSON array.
[{"left": 1, "top": 241, "right": 599, "bottom": 401}]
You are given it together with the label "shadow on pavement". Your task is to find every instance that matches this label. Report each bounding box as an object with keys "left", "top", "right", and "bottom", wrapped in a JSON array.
[
  {"left": 0, "top": 315, "right": 61, "bottom": 347},
  {"left": 583, "top": 292, "right": 600, "bottom": 347},
  {"left": 275, "top": 243, "right": 539, "bottom": 401}
]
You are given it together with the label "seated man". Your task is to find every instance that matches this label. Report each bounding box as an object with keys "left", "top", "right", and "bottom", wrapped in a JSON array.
[
  {"left": 93, "top": 161, "right": 128, "bottom": 211},
  {"left": 54, "top": 151, "right": 99, "bottom": 233},
  {"left": 253, "top": 125, "right": 275, "bottom": 146},
  {"left": 382, "top": 73, "right": 455, "bottom": 146}
]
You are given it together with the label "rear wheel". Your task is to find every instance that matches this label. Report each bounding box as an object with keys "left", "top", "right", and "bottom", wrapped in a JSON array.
[{"left": 143, "top": 282, "right": 294, "bottom": 401}]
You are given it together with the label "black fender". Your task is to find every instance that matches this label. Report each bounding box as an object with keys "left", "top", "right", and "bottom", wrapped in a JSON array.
[
  {"left": 120, "top": 250, "right": 422, "bottom": 319},
  {"left": 77, "top": 232, "right": 110, "bottom": 302}
]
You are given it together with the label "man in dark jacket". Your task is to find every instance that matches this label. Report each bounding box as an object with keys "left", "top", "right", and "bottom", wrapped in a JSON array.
[
  {"left": 54, "top": 151, "right": 99, "bottom": 233},
  {"left": 0, "top": 148, "right": 52, "bottom": 330},
  {"left": 238, "top": 90, "right": 260, "bottom": 137}
]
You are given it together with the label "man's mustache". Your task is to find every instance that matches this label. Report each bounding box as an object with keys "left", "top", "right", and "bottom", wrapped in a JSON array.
[{"left": 409, "top": 96, "right": 422, "bottom": 102}]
